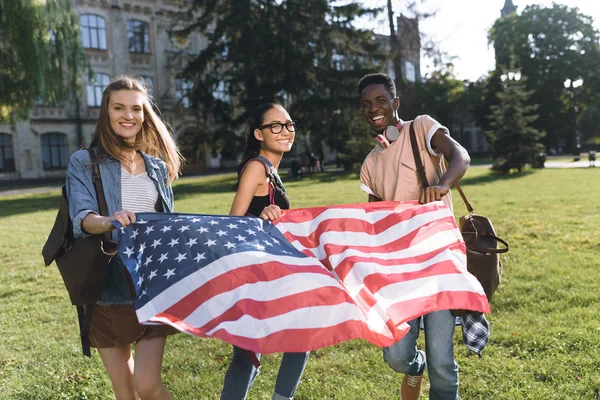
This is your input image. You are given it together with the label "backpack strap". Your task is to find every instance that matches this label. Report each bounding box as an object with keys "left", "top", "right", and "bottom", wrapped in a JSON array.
[
  {"left": 79, "top": 148, "right": 110, "bottom": 357},
  {"left": 409, "top": 122, "right": 474, "bottom": 213},
  {"left": 240, "top": 156, "right": 285, "bottom": 205},
  {"left": 409, "top": 122, "right": 429, "bottom": 189}
]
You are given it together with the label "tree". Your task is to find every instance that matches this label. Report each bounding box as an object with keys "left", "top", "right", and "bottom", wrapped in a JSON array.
[
  {"left": 177, "top": 0, "right": 384, "bottom": 163},
  {"left": 0, "top": 0, "right": 86, "bottom": 122},
  {"left": 486, "top": 75, "right": 544, "bottom": 173},
  {"left": 490, "top": 4, "right": 600, "bottom": 152}
]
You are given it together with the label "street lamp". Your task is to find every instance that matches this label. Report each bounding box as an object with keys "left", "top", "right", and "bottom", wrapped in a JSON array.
[{"left": 564, "top": 78, "right": 584, "bottom": 157}]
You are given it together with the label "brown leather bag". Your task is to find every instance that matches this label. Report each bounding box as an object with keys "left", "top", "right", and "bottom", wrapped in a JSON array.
[
  {"left": 408, "top": 123, "right": 508, "bottom": 315},
  {"left": 42, "top": 148, "right": 117, "bottom": 355}
]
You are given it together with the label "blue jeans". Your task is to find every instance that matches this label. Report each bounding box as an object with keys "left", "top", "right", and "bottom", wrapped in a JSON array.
[
  {"left": 220, "top": 346, "right": 309, "bottom": 400},
  {"left": 382, "top": 310, "right": 459, "bottom": 400}
]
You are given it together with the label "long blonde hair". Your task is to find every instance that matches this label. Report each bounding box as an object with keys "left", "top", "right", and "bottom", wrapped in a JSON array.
[{"left": 90, "top": 75, "right": 182, "bottom": 182}]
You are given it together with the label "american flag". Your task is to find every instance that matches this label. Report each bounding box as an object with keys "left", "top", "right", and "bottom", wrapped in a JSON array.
[{"left": 116, "top": 201, "right": 489, "bottom": 354}]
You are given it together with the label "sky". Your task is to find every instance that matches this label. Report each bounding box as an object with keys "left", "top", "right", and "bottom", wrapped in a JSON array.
[{"left": 364, "top": 0, "right": 600, "bottom": 82}]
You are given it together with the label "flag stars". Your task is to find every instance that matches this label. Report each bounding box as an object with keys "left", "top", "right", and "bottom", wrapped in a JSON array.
[
  {"left": 139, "top": 242, "right": 146, "bottom": 253},
  {"left": 246, "top": 228, "right": 256, "bottom": 236},
  {"left": 191, "top": 218, "right": 202, "bottom": 223},
  {"left": 158, "top": 253, "right": 169, "bottom": 263},
  {"left": 151, "top": 239, "right": 162, "bottom": 249},
  {"left": 144, "top": 256, "right": 153, "bottom": 266},
  {"left": 216, "top": 230, "right": 227, "bottom": 237},
  {"left": 263, "top": 240, "right": 272, "bottom": 246},
  {"left": 178, "top": 225, "right": 190, "bottom": 233},
  {"left": 164, "top": 269, "right": 176, "bottom": 279},
  {"left": 197, "top": 226, "right": 208, "bottom": 234},
  {"left": 209, "top": 220, "right": 219, "bottom": 225},
  {"left": 194, "top": 253, "right": 206, "bottom": 262},
  {"left": 160, "top": 225, "right": 172, "bottom": 233},
  {"left": 144, "top": 226, "right": 155, "bottom": 235},
  {"left": 175, "top": 253, "right": 187, "bottom": 263},
  {"left": 134, "top": 262, "right": 141, "bottom": 272},
  {"left": 235, "top": 234, "right": 246, "bottom": 242},
  {"left": 130, "top": 229, "right": 139, "bottom": 239},
  {"left": 254, "top": 243, "right": 265, "bottom": 250},
  {"left": 227, "top": 223, "right": 238, "bottom": 230},
  {"left": 186, "top": 238, "right": 198, "bottom": 247},
  {"left": 120, "top": 227, "right": 126, "bottom": 234},
  {"left": 140, "top": 289, "right": 147, "bottom": 297},
  {"left": 148, "top": 270, "right": 158, "bottom": 280},
  {"left": 124, "top": 246, "right": 135, "bottom": 257},
  {"left": 205, "top": 239, "right": 216, "bottom": 247},
  {"left": 168, "top": 238, "right": 180, "bottom": 248},
  {"left": 137, "top": 275, "right": 144, "bottom": 286},
  {"left": 224, "top": 242, "right": 236, "bottom": 249}
]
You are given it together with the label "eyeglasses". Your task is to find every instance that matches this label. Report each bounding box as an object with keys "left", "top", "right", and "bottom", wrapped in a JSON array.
[{"left": 258, "top": 121, "right": 296, "bottom": 134}]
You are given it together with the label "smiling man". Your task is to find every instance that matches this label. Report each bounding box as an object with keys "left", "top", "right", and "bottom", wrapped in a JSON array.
[{"left": 357, "top": 73, "right": 471, "bottom": 400}]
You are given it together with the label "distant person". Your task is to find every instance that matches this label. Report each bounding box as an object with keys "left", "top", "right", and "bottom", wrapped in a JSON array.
[
  {"left": 357, "top": 72, "right": 473, "bottom": 400},
  {"left": 221, "top": 103, "right": 309, "bottom": 400},
  {"left": 589, "top": 150, "right": 596, "bottom": 167},
  {"left": 66, "top": 76, "right": 182, "bottom": 399}
]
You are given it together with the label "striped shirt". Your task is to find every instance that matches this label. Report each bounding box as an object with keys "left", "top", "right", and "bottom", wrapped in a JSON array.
[{"left": 121, "top": 169, "right": 158, "bottom": 213}]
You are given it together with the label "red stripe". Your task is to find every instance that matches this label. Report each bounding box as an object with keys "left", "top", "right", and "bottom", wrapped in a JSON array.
[
  {"left": 277, "top": 200, "right": 445, "bottom": 225},
  {"left": 162, "top": 261, "right": 334, "bottom": 319},
  {"left": 280, "top": 213, "right": 457, "bottom": 256},
  {"left": 153, "top": 314, "right": 409, "bottom": 354},
  {"left": 334, "top": 241, "right": 464, "bottom": 281},
  {"left": 192, "top": 287, "right": 356, "bottom": 333}
]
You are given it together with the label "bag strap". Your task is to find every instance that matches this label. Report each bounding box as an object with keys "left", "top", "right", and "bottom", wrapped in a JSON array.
[
  {"left": 409, "top": 122, "right": 429, "bottom": 189},
  {"left": 409, "top": 122, "right": 474, "bottom": 213},
  {"left": 77, "top": 304, "right": 94, "bottom": 357},
  {"left": 240, "top": 156, "right": 286, "bottom": 205},
  {"left": 86, "top": 148, "right": 112, "bottom": 242}
]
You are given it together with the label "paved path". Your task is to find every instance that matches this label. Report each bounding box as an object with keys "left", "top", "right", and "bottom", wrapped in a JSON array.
[{"left": 0, "top": 162, "right": 596, "bottom": 198}]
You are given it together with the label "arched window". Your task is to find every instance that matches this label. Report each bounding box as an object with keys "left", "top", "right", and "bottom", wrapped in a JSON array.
[
  {"left": 80, "top": 14, "right": 107, "bottom": 50},
  {"left": 41, "top": 133, "right": 68, "bottom": 170},
  {"left": 0, "top": 133, "right": 15, "bottom": 172},
  {"left": 86, "top": 73, "right": 110, "bottom": 107},
  {"left": 127, "top": 20, "right": 150, "bottom": 53}
]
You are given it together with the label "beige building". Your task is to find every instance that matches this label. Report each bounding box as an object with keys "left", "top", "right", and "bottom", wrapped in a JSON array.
[{"left": 0, "top": 0, "right": 209, "bottom": 181}]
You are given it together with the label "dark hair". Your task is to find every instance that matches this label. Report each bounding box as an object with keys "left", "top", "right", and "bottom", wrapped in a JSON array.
[
  {"left": 357, "top": 73, "right": 397, "bottom": 98},
  {"left": 234, "top": 102, "right": 282, "bottom": 189}
]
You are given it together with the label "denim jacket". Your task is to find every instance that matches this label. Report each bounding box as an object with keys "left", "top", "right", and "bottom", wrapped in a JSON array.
[{"left": 66, "top": 148, "right": 174, "bottom": 304}]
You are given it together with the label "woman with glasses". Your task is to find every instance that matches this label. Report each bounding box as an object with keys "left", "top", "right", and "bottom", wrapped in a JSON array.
[{"left": 220, "top": 103, "right": 309, "bottom": 400}]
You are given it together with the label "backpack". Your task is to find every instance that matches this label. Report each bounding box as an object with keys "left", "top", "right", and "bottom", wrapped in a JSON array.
[{"left": 42, "top": 148, "right": 117, "bottom": 356}]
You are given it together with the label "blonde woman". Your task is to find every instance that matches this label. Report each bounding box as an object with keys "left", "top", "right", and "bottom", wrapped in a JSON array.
[{"left": 66, "top": 76, "right": 182, "bottom": 399}]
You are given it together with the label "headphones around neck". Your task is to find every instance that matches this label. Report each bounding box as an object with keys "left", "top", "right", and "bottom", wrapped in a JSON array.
[{"left": 375, "top": 123, "right": 402, "bottom": 148}]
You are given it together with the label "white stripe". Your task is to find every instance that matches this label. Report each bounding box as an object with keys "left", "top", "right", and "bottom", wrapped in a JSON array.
[
  {"left": 202, "top": 303, "right": 384, "bottom": 339},
  {"left": 180, "top": 272, "right": 346, "bottom": 329},
  {"left": 122, "top": 170, "right": 158, "bottom": 212},
  {"left": 276, "top": 205, "right": 448, "bottom": 237},
  {"left": 135, "top": 251, "right": 335, "bottom": 321},
  {"left": 277, "top": 206, "right": 452, "bottom": 244},
  {"left": 376, "top": 271, "right": 486, "bottom": 307},
  {"left": 298, "top": 227, "right": 462, "bottom": 270},
  {"left": 341, "top": 247, "right": 466, "bottom": 297}
]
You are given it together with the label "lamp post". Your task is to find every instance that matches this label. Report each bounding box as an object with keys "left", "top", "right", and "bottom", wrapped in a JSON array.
[{"left": 564, "top": 78, "right": 584, "bottom": 158}]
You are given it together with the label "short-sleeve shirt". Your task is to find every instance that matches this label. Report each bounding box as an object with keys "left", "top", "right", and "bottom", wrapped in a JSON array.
[{"left": 359, "top": 115, "right": 453, "bottom": 211}]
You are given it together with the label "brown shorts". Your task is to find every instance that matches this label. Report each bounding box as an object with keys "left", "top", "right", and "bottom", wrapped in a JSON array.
[{"left": 88, "top": 304, "right": 179, "bottom": 348}]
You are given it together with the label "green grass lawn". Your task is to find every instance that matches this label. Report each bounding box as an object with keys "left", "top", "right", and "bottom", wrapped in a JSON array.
[{"left": 1, "top": 166, "right": 599, "bottom": 399}]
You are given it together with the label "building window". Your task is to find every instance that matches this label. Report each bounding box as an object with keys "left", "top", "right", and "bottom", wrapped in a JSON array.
[
  {"left": 175, "top": 78, "right": 193, "bottom": 108},
  {"left": 80, "top": 14, "right": 107, "bottom": 50},
  {"left": 404, "top": 61, "right": 416, "bottom": 83},
  {"left": 86, "top": 73, "right": 110, "bottom": 107},
  {"left": 0, "top": 133, "right": 16, "bottom": 172},
  {"left": 41, "top": 133, "right": 68, "bottom": 170},
  {"left": 127, "top": 20, "right": 150, "bottom": 54}
]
